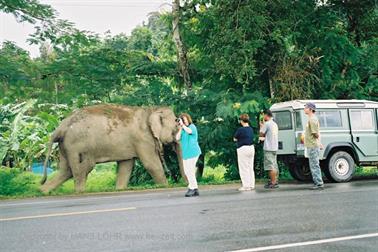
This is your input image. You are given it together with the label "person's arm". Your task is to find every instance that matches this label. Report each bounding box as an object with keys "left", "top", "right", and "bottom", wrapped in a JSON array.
[
  {"left": 310, "top": 119, "right": 320, "bottom": 139},
  {"left": 182, "top": 124, "right": 193, "bottom": 134},
  {"left": 259, "top": 123, "right": 267, "bottom": 137},
  {"left": 233, "top": 129, "right": 240, "bottom": 142}
]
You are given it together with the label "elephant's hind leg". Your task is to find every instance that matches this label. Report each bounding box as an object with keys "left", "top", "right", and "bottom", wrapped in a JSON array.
[
  {"left": 116, "top": 159, "right": 134, "bottom": 190},
  {"left": 68, "top": 152, "right": 95, "bottom": 193},
  {"left": 41, "top": 152, "right": 72, "bottom": 193}
]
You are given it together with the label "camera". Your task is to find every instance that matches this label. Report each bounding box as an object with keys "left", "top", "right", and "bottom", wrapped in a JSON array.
[{"left": 176, "top": 117, "right": 182, "bottom": 123}]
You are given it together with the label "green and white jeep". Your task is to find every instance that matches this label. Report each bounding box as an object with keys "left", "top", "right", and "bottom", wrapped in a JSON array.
[{"left": 270, "top": 100, "right": 378, "bottom": 182}]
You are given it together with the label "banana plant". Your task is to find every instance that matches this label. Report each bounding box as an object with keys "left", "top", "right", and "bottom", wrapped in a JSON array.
[
  {"left": 0, "top": 100, "right": 36, "bottom": 166},
  {"left": 1, "top": 100, "right": 71, "bottom": 169}
]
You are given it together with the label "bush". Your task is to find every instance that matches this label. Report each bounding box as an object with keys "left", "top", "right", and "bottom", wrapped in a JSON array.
[{"left": 0, "top": 168, "right": 41, "bottom": 196}]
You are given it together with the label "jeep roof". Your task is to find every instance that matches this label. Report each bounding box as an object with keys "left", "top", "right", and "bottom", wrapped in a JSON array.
[{"left": 270, "top": 100, "right": 378, "bottom": 110}]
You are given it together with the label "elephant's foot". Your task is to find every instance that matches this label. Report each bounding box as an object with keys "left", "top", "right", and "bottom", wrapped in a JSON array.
[
  {"left": 74, "top": 177, "right": 87, "bottom": 193},
  {"left": 74, "top": 184, "right": 86, "bottom": 193},
  {"left": 115, "top": 185, "right": 126, "bottom": 190},
  {"left": 153, "top": 177, "right": 168, "bottom": 186},
  {"left": 40, "top": 185, "right": 51, "bottom": 194},
  {"left": 40, "top": 171, "right": 72, "bottom": 194},
  {"left": 116, "top": 177, "right": 129, "bottom": 190}
]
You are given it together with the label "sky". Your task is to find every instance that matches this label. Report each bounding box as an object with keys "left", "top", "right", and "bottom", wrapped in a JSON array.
[{"left": 0, "top": 0, "right": 170, "bottom": 57}]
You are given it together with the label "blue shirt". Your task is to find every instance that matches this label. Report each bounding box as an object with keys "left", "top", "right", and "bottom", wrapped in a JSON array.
[
  {"left": 181, "top": 124, "right": 202, "bottom": 160},
  {"left": 234, "top": 126, "right": 254, "bottom": 148}
]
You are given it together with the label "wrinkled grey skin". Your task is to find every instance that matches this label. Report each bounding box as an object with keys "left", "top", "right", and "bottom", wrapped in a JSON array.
[{"left": 40, "top": 104, "right": 184, "bottom": 193}]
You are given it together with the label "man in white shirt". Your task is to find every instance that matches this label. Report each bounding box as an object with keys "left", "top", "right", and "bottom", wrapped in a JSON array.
[{"left": 259, "top": 110, "right": 279, "bottom": 189}]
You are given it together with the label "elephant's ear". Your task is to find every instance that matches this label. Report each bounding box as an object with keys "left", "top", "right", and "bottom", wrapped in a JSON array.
[{"left": 148, "top": 110, "right": 162, "bottom": 140}]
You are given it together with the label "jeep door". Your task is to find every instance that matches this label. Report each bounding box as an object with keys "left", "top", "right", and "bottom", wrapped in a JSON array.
[
  {"left": 272, "top": 110, "right": 296, "bottom": 155},
  {"left": 316, "top": 109, "right": 350, "bottom": 159},
  {"left": 349, "top": 109, "right": 378, "bottom": 161}
]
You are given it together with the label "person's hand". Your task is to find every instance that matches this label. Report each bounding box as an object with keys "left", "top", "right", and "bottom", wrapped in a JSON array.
[
  {"left": 258, "top": 136, "right": 265, "bottom": 143},
  {"left": 178, "top": 118, "right": 184, "bottom": 126}
]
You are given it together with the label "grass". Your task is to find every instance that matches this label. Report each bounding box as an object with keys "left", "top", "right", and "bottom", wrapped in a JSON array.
[
  {"left": 0, "top": 164, "right": 233, "bottom": 199},
  {"left": 355, "top": 166, "right": 378, "bottom": 177},
  {"left": 1, "top": 164, "right": 377, "bottom": 199}
]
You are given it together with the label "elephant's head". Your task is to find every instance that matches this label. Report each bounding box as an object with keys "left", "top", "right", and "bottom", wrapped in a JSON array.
[
  {"left": 148, "top": 107, "right": 179, "bottom": 144},
  {"left": 148, "top": 107, "right": 186, "bottom": 181}
]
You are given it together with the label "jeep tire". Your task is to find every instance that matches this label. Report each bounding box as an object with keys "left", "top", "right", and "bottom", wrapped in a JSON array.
[
  {"left": 288, "top": 161, "right": 312, "bottom": 181},
  {"left": 324, "top": 151, "right": 355, "bottom": 182}
]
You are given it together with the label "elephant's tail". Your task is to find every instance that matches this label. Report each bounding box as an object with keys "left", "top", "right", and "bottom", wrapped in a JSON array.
[{"left": 40, "top": 129, "right": 63, "bottom": 185}]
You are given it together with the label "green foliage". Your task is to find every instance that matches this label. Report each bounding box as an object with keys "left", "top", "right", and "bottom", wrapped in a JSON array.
[
  {"left": 128, "top": 160, "right": 154, "bottom": 186},
  {"left": 0, "top": 101, "right": 70, "bottom": 168},
  {"left": 0, "top": 0, "right": 55, "bottom": 24},
  {"left": 200, "top": 165, "right": 226, "bottom": 183},
  {"left": 128, "top": 27, "right": 153, "bottom": 51},
  {"left": 0, "top": 168, "right": 41, "bottom": 196},
  {"left": 0, "top": 42, "right": 37, "bottom": 101}
]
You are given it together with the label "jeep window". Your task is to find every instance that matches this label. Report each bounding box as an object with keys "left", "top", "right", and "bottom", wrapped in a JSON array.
[
  {"left": 295, "top": 111, "right": 302, "bottom": 130},
  {"left": 273, "top": 111, "right": 292, "bottom": 130},
  {"left": 318, "top": 111, "right": 342, "bottom": 128},
  {"left": 350, "top": 110, "right": 374, "bottom": 130}
]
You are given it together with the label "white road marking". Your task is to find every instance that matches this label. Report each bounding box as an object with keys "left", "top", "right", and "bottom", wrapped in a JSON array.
[
  {"left": 0, "top": 207, "right": 136, "bottom": 222},
  {"left": 228, "top": 233, "right": 378, "bottom": 252},
  {"left": 0, "top": 196, "right": 124, "bottom": 207}
]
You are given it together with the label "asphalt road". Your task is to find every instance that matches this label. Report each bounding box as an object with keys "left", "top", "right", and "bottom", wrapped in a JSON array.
[{"left": 1, "top": 180, "right": 377, "bottom": 252}]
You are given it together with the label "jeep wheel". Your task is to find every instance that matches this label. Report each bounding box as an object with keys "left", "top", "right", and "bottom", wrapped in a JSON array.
[
  {"left": 288, "top": 161, "right": 312, "bottom": 181},
  {"left": 324, "top": 151, "right": 355, "bottom": 182}
]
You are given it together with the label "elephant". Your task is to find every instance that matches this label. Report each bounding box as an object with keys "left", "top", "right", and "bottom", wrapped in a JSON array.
[{"left": 40, "top": 104, "right": 184, "bottom": 193}]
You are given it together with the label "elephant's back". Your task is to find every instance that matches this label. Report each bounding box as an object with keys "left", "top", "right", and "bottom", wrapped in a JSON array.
[
  {"left": 63, "top": 104, "right": 145, "bottom": 128},
  {"left": 60, "top": 104, "right": 149, "bottom": 147},
  {"left": 82, "top": 104, "right": 137, "bottom": 123}
]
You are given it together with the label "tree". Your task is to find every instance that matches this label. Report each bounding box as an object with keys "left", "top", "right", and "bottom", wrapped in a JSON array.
[
  {"left": 0, "top": 0, "right": 55, "bottom": 23},
  {"left": 172, "top": 0, "right": 192, "bottom": 89},
  {"left": 0, "top": 42, "right": 36, "bottom": 101}
]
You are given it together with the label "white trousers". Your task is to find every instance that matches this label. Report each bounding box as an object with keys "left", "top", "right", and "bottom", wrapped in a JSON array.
[
  {"left": 183, "top": 156, "right": 199, "bottom": 189},
  {"left": 237, "top": 145, "right": 255, "bottom": 188}
]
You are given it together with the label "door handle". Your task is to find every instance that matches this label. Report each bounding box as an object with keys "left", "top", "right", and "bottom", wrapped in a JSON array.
[{"left": 356, "top": 137, "right": 360, "bottom": 142}]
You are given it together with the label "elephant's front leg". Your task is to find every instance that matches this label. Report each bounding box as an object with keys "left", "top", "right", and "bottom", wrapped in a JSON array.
[
  {"left": 137, "top": 148, "right": 168, "bottom": 185},
  {"left": 116, "top": 159, "right": 134, "bottom": 190}
]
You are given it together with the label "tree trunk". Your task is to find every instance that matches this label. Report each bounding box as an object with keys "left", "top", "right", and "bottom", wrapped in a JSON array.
[
  {"left": 172, "top": 0, "right": 192, "bottom": 89},
  {"left": 54, "top": 82, "right": 58, "bottom": 104},
  {"left": 268, "top": 69, "right": 274, "bottom": 98}
]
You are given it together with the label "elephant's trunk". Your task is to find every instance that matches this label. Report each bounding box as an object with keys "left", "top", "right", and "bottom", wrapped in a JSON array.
[{"left": 175, "top": 142, "right": 187, "bottom": 183}]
